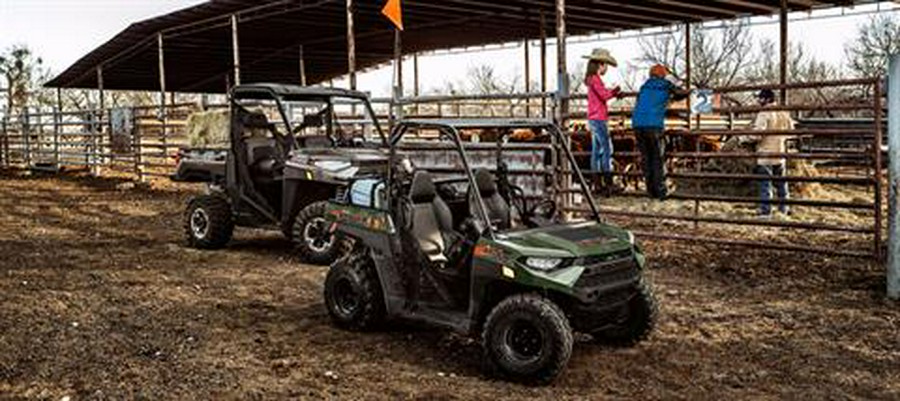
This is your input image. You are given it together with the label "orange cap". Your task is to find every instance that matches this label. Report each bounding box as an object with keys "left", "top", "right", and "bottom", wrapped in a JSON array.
[{"left": 650, "top": 64, "right": 668, "bottom": 78}]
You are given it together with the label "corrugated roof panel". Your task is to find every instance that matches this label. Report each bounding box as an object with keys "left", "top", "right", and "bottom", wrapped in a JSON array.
[{"left": 45, "top": 0, "right": 880, "bottom": 92}]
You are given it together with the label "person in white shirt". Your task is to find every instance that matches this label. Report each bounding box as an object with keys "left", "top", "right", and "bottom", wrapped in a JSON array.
[{"left": 748, "top": 89, "right": 796, "bottom": 216}]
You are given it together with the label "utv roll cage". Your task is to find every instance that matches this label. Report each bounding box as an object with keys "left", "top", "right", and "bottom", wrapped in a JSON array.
[
  {"left": 220, "top": 83, "right": 389, "bottom": 232},
  {"left": 387, "top": 119, "right": 603, "bottom": 239},
  {"left": 230, "top": 83, "right": 388, "bottom": 149}
]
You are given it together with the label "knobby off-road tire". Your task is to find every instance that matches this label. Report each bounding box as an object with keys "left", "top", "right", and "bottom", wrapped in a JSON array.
[
  {"left": 482, "top": 294, "right": 573, "bottom": 385},
  {"left": 183, "top": 195, "right": 234, "bottom": 250},
  {"left": 292, "top": 201, "right": 351, "bottom": 265},
  {"left": 324, "top": 250, "right": 385, "bottom": 331},
  {"left": 591, "top": 279, "right": 658, "bottom": 347}
]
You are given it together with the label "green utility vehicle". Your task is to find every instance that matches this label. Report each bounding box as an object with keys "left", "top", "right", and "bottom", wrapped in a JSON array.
[{"left": 322, "top": 119, "right": 656, "bottom": 384}]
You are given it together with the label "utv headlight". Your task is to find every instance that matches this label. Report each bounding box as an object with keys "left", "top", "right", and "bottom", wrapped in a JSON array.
[{"left": 524, "top": 257, "right": 564, "bottom": 272}]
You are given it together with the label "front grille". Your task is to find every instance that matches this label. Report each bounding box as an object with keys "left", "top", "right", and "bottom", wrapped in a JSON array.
[
  {"left": 578, "top": 249, "right": 634, "bottom": 267},
  {"left": 575, "top": 253, "right": 639, "bottom": 290},
  {"left": 578, "top": 265, "right": 639, "bottom": 288}
]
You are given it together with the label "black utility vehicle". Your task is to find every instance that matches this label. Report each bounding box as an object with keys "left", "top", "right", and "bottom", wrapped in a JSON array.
[{"left": 173, "top": 84, "right": 388, "bottom": 264}]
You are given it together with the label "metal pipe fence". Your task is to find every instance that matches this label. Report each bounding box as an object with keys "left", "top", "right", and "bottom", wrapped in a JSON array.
[{"left": 0, "top": 78, "right": 886, "bottom": 259}]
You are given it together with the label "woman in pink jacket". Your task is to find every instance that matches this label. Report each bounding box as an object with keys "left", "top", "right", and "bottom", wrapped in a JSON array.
[{"left": 583, "top": 48, "right": 621, "bottom": 195}]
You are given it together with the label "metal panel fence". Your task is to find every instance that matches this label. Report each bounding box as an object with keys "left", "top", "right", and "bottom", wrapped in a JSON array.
[{"left": 0, "top": 78, "right": 886, "bottom": 260}]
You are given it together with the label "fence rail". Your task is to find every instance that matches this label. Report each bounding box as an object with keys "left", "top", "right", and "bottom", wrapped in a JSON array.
[{"left": 0, "top": 78, "right": 887, "bottom": 260}]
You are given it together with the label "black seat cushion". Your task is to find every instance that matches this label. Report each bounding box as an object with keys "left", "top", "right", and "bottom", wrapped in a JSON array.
[
  {"left": 242, "top": 112, "right": 274, "bottom": 130},
  {"left": 409, "top": 172, "right": 454, "bottom": 263},
  {"left": 470, "top": 169, "right": 511, "bottom": 230}
]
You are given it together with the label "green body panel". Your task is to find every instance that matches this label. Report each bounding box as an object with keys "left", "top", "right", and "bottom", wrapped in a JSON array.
[
  {"left": 471, "top": 221, "right": 642, "bottom": 300},
  {"left": 497, "top": 221, "right": 633, "bottom": 257},
  {"left": 324, "top": 202, "right": 395, "bottom": 235}
]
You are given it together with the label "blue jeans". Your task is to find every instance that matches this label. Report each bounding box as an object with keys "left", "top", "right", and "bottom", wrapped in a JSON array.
[
  {"left": 755, "top": 164, "right": 789, "bottom": 215},
  {"left": 589, "top": 120, "right": 613, "bottom": 173}
]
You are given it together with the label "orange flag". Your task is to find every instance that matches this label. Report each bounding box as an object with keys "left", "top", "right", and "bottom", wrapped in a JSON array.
[{"left": 382, "top": 0, "right": 403, "bottom": 31}]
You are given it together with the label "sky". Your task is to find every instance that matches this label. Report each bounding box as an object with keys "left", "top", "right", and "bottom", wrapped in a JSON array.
[{"left": 1, "top": 0, "right": 898, "bottom": 96}]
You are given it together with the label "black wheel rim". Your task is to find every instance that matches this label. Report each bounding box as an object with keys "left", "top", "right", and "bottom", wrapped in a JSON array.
[
  {"left": 332, "top": 278, "right": 360, "bottom": 317},
  {"left": 304, "top": 217, "right": 335, "bottom": 254},
  {"left": 502, "top": 319, "right": 545, "bottom": 364}
]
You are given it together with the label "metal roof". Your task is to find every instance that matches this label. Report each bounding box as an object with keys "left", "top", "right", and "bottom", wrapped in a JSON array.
[{"left": 46, "top": 0, "right": 875, "bottom": 93}]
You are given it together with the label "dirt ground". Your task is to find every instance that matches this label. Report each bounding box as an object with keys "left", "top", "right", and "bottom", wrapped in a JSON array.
[{"left": 1, "top": 171, "right": 898, "bottom": 400}]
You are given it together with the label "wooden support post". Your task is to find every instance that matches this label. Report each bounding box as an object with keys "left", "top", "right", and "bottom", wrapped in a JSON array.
[
  {"left": 685, "top": 23, "right": 700, "bottom": 225},
  {"left": 231, "top": 14, "right": 241, "bottom": 86},
  {"left": 95, "top": 66, "right": 104, "bottom": 176},
  {"left": 55, "top": 87, "right": 62, "bottom": 168},
  {"left": 299, "top": 45, "right": 307, "bottom": 86},
  {"left": 555, "top": 0, "right": 568, "bottom": 125},
  {"left": 97, "top": 67, "right": 105, "bottom": 112},
  {"left": 53, "top": 104, "right": 60, "bottom": 168},
  {"left": 525, "top": 39, "right": 531, "bottom": 117},
  {"left": 153, "top": 32, "right": 167, "bottom": 182},
  {"left": 158, "top": 33, "right": 166, "bottom": 108},
  {"left": 540, "top": 12, "right": 548, "bottom": 118},
  {"left": 555, "top": 0, "right": 570, "bottom": 215},
  {"left": 393, "top": 29, "right": 403, "bottom": 123},
  {"left": 346, "top": 0, "right": 356, "bottom": 91},
  {"left": 779, "top": 0, "right": 788, "bottom": 104},
  {"left": 684, "top": 23, "right": 692, "bottom": 125},
  {"left": 413, "top": 53, "right": 420, "bottom": 115}
]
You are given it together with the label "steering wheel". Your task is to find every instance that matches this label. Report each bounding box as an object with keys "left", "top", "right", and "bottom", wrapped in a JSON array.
[{"left": 508, "top": 185, "right": 557, "bottom": 226}]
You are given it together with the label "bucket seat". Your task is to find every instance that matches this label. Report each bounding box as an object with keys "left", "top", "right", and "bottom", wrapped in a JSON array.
[
  {"left": 469, "top": 169, "right": 511, "bottom": 230},
  {"left": 408, "top": 171, "right": 455, "bottom": 264},
  {"left": 241, "top": 112, "right": 280, "bottom": 176}
]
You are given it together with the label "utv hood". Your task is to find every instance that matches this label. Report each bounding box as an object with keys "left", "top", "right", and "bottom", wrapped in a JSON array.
[{"left": 495, "top": 221, "right": 634, "bottom": 258}]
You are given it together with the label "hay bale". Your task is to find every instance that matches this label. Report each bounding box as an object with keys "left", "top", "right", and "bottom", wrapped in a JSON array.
[
  {"left": 674, "top": 137, "right": 756, "bottom": 197},
  {"left": 185, "top": 110, "right": 230, "bottom": 147},
  {"left": 788, "top": 159, "right": 825, "bottom": 198}
]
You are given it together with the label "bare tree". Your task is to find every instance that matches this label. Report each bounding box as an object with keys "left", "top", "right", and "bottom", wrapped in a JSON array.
[
  {"left": 637, "top": 20, "right": 756, "bottom": 88},
  {"left": 0, "top": 45, "right": 47, "bottom": 113},
  {"left": 845, "top": 14, "right": 900, "bottom": 78},
  {"left": 466, "top": 65, "right": 519, "bottom": 94},
  {"left": 748, "top": 39, "right": 840, "bottom": 84},
  {"left": 747, "top": 39, "right": 846, "bottom": 113}
]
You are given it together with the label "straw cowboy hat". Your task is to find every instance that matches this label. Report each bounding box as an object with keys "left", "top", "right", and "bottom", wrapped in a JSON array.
[{"left": 583, "top": 48, "right": 618, "bottom": 67}]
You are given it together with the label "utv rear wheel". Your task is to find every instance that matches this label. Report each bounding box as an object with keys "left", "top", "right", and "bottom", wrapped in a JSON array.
[
  {"left": 293, "top": 201, "right": 350, "bottom": 265},
  {"left": 324, "top": 250, "right": 385, "bottom": 331},
  {"left": 482, "top": 294, "right": 573, "bottom": 385},
  {"left": 183, "top": 195, "right": 233, "bottom": 249},
  {"left": 591, "top": 280, "right": 658, "bottom": 347}
]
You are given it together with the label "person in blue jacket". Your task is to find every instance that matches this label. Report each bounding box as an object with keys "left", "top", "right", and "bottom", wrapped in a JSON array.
[{"left": 632, "top": 64, "right": 690, "bottom": 200}]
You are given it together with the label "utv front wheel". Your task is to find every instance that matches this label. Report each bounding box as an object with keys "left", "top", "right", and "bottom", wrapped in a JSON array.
[
  {"left": 293, "top": 201, "right": 350, "bottom": 265},
  {"left": 324, "top": 250, "right": 385, "bottom": 331},
  {"left": 482, "top": 294, "right": 573, "bottom": 385},
  {"left": 183, "top": 195, "right": 233, "bottom": 249},
  {"left": 591, "top": 280, "right": 658, "bottom": 347}
]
